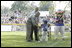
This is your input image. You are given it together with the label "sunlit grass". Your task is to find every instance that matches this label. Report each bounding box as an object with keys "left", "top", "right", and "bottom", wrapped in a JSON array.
[{"left": 1, "top": 32, "right": 71, "bottom": 47}]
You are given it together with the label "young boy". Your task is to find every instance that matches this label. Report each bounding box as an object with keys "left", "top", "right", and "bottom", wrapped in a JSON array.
[
  {"left": 39, "top": 19, "right": 50, "bottom": 42},
  {"left": 54, "top": 10, "right": 65, "bottom": 40}
]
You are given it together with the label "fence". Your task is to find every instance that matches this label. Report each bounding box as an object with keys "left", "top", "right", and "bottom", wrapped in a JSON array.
[{"left": 1, "top": 23, "right": 71, "bottom": 32}]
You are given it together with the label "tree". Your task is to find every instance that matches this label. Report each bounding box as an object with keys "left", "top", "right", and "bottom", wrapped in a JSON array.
[
  {"left": 39, "top": 1, "right": 54, "bottom": 14},
  {"left": 64, "top": 1, "right": 71, "bottom": 11},
  {"left": 10, "top": 1, "right": 34, "bottom": 16},
  {"left": 1, "top": 6, "right": 10, "bottom": 14},
  {"left": 48, "top": 2, "right": 55, "bottom": 15},
  {"left": 10, "top": 1, "right": 29, "bottom": 11},
  {"left": 39, "top": 1, "right": 53, "bottom": 10}
]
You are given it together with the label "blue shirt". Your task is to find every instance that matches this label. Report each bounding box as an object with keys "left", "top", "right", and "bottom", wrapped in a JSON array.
[
  {"left": 41, "top": 24, "right": 48, "bottom": 31},
  {"left": 55, "top": 23, "right": 64, "bottom": 26},
  {"left": 55, "top": 17, "right": 64, "bottom": 26},
  {"left": 43, "top": 19, "right": 51, "bottom": 24}
]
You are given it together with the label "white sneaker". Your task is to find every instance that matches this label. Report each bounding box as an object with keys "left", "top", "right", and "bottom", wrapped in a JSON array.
[{"left": 38, "top": 41, "right": 41, "bottom": 42}]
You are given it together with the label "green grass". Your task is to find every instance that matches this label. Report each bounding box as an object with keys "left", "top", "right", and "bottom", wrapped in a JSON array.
[{"left": 1, "top": 31, "right": 71, "bottom": 47}]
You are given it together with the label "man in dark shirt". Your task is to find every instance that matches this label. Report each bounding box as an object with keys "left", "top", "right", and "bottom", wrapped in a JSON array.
[{"left": 26, "top": 7, "right": 40, "bottom": 42}]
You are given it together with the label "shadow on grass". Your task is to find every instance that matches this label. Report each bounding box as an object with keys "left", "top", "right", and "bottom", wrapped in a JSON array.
[{"left": 1, "top": 32, "right": 71, "bottom": 47}]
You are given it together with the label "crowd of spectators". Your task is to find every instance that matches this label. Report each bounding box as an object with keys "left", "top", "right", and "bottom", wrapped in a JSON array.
[{"left": 1, "top": 11, "right": 71, "bottom": 31}]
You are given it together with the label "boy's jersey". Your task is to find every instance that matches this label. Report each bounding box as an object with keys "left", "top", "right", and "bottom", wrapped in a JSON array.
[
  {"left": 41, "top": 24, "right": 48, "bottom": 31},
  {"left": 43, "top": 18, "right": 51, "bottom": 24},
  {"left": 41, "top": 19, "right": 51, "bottom": 31},
  {"left": 55, "top": 16, "right": 64, "bottom": 26}
]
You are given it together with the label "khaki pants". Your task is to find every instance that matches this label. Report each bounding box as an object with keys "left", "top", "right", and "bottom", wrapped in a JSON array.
[
  {"left": 54, "top": 26, "right": 65, "bottom": 38},
  {"left": 26, "top": 19, "right": 32, "bottom": 41}
]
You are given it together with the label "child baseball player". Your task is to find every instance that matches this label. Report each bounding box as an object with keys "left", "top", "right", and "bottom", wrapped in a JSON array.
[
  {"left": 38, "top": 19, "right": 51, "bottom": 42},
  {"left": 54, "top": 10, "right": 65, "bottom": 40}
]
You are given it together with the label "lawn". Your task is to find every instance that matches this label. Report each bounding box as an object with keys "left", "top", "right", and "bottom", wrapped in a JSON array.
[{"left": 1, "top": 31, "right": 71, "bottom": 47}]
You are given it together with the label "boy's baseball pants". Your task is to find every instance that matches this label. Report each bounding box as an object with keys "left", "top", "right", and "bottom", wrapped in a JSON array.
[{"left": 54, "top": 26, "right": 65, "bottom": 38}]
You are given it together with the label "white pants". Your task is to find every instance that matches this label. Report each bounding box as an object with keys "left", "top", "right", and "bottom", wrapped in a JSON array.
[
  {"left": 54, "top": 26, "right": 65, "bottom": 38},
  {"left": 40, "top": 31, "right": 48, "bottom": 41}
]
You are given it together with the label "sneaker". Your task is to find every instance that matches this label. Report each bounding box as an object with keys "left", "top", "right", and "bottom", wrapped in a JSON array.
[
  {"left": 38, "top": 41, "right": 43, "bottom": 42},
  {"left": 27, "top": 40, "right": 33, "bottom": 42},
  {"left": 36, "top": 40, "right": 40, "bottom": 42}
]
